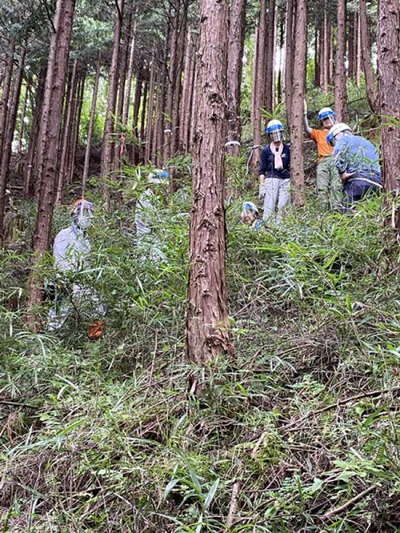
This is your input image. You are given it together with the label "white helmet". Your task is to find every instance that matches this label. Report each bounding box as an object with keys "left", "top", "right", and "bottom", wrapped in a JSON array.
[{"left": 326, "top": 123, "right": 352, "bottom": 146}]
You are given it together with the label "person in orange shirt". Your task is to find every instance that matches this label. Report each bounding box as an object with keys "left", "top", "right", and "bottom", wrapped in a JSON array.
[{"left": 304, "top": 103, "right": 342, "bottom": 210}]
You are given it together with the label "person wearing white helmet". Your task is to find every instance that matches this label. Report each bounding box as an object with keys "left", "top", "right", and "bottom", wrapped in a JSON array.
[
  {"left": 259, "top": 119, "right": 291, "bottom": 224},
  {"left": 327, "top": 123, "right": 382, "bottom": 207},
  {"left": 241, "top": 201, "right": 262, "bottom": 230},
  {"left": 304, "top": 101, "right": 342, "bottom": 210},
  {"left": 48, "top": 199, "right": 106, "bottom": 338},
  {"left": 135, "top": 169, "right": 170, "bottom": 261}
]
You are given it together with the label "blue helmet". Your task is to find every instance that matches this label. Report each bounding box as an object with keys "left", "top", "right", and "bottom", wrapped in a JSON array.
[
  {"left": 265, "top": 119, "right": 284, "bottom": 135},
  {"left": 318, "top": 107, "right": 336, "bottom": 121}
]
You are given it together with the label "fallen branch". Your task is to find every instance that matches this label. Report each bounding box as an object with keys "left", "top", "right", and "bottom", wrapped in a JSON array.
[
  {"left": 0, "top": 400, "right": 35, "bottom": 408},
  {"left": 283, "top": 386, "right": 400, "bottom": 431},
  {"left": 319, "top": 485, "right": 376, "bottom": 520},
  {"left": 226, "top": 480, "right": 241, "bottom": 529}
]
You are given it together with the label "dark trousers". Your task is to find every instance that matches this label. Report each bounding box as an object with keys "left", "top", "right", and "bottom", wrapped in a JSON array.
[{"left": 343, "top": 179, "right": 380, "bottom": 206}]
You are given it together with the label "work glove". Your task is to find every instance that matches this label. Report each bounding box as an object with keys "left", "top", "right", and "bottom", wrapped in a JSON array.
[{"left": 258, "top": 177, "right": 266, "bottom": 200}]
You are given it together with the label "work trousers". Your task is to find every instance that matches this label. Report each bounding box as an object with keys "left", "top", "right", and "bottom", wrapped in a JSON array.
[
  {"left": 316, "top": 156, "right": 342, "bottom": 210},
  {"left": 262, "top": 178, "right": 290, "bottom": 224}
]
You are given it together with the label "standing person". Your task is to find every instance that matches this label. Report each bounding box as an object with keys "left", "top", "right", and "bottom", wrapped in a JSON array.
[
  {"left": 135, "top": 169, "right": 170, "bottom": 261},
  {"left": 327, "top": 123, "right": 382, "bottom": 207},
  {"left": 259, "top": 120, "right": 291, "bottom": 224},
  {"left": 48, "top": 199, "right": 105, "bottom": 339},
  {"left": 304, "top": 103, "right": 342, "bottom": 210}
]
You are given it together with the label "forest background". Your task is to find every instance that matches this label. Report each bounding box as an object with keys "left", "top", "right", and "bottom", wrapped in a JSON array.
[{"left": 1, "top": 0, "right": 400, "bottom": 530}]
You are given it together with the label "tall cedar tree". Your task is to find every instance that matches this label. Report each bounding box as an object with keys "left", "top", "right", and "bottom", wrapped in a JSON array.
[
  {"left": 359, "top": 0, "right": 378, "bottom": 112},
  {"left": 334, "top": 0, "right": 348, "bottom": 121},
  {"left": 227, "top": 0, "right": 247, "bottom": 154},
  {"left": 26, "top": 0, "right": 75, "bottom": 326},
  {"left": 186, "top": 0, "right": 234, "bottom": 362},
  {"left": 289, "top": 0, "right": 306, "bottom": 207},
  {"left": 378, "top": 0, "right": 400, "bottom": 228}
]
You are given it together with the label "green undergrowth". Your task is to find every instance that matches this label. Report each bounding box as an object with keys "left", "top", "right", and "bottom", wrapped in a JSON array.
[{"left": 1, "top": 186, "right": 400, "bottom": 532}]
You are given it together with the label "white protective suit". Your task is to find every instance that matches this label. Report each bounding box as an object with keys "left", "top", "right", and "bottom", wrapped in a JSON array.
[
  {"left": 135, "top": 188, "right": 166, "bottom": 262},
  {"left": 48, "top": 222, "right": 105, "bottom": 330}
]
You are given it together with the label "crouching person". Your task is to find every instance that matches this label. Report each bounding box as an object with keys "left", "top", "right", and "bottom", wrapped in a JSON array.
[
  {"left": 48, "top": 199, "right": 106, "bottom": 339},
  {"left": 241, "top": 201, "right": 262, "bottom": 230},
  {"left": 259, "top": 120, "right": 291, "bottom": 224},
  {"left": 327, "top": 123, "right": 382, "bottom": 209}
]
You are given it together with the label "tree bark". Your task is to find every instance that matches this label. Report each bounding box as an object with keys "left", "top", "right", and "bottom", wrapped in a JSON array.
[
  {"left": 360, "top": 0, "right": 378, "bottom": 113},
  {"left": 122, "top": 14, "right": 137, "bottom": 126},
  {"left": 289, "top": 0, "right": 306, "bottom": 207},
  {"left": 284, "top": 0, "right": 295, "bottom": 119},
  {"left": 55, "top": 58, "right": 78, "bottom": 205},
  {"left": 251, "top": 0, "right": 268, "bottom": 171},
  {"left": 186, "top": 0, "right": 234, "bottom": 362},
  {"left": 265, "top": 0, "right": 275, "bottom": 113},
  {"left": 26, "top": 0, "right": 75, "bottom": 326},
  {"left": 0, "top": 47, "right": 25, "bottom": 241},
  {"left": 101, "top": 0, "right": 124, "bottom": 184},
  {"left": 68, "top": 72, "right": 85, "bottom": 186},
  {"left": 145, "top": 51, "right": 156, "bottom": 163},
  {"left": 24, "top": 65, "right": 46, "bottom": 197},
  {"left": 378, "top": 0, "right": 400, "bottom": 226},
  {"left": 334, "top": 0, "right": 348, "bottom": 121},
  {"left": 82, "top": 61, "right": 100, "bottom": 194},
  {"left": 0, "top": 41, "right": 15, "bottom": 171},
  {"left": 226, "top": 0, "right": 246, "bottom": 154}
]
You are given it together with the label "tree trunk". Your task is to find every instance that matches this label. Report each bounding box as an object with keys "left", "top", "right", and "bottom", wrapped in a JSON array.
[
  {"left": 289, "top": 0, "right": 306, "bottom": 207},
  {"left": 122, "top": 15, "right": 137, "bottom": 126},
  {"left": 82, "top": 61, "right": 101, "bottom": 194},
  {"left": 180, "top": 30, "right": 195, "bottom": 152},
  {"left": 360, "top": 0, "right": 378, "bottom": 113},
  {"left": 265, "top": 0, "right": 275, "bottom": 113},
  {"left": 24, "top": 65, "right": 46, "bottom": 197},
  {"left": 378, "top": 0, "right": 400, "bottom": 228},
  {"left": 226, "top": 0, "right": 246, "bottom": 154},
  {"left": 0, "top": 47, "right": 25, "bottom": 241},
  {"left": 284, "top": 0, "right": 295, "bottom": 119},
  {"left": 334, "top": 0, "right": 348, "bottom": 121},
  {"left": 26, "top": 0, "right": 75, "bottom": 327},
  {"left": 145, "top": 52, "right": 156, "bottom": 163},
  {"left": 139, "top": 79, "right": 148, "bottom": 162},
  {"left": 356, "top": 12, "right": 362, "bottom": 86},
  {"left": 55, "top": 58, "right": 78, "bottom": 205},
  {"left": 186, "top": 0, "right": 234, "bottom": 362},
  {"left": 0, "top": 41, "right": 15, "bottom": 170},
  {"left": 251, "top": 0, "right": 268, "bottom": 171},
  {"left": 67, "top": 72, "right": 85, "bottom": 186},
  {"left": 101, "top": 0, "right": 124, "bottom": 184}
]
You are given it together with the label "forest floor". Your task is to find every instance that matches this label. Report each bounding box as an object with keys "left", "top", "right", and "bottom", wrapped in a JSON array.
[{"left": 1, "top": 158, "right": 400, "bottom": 532}]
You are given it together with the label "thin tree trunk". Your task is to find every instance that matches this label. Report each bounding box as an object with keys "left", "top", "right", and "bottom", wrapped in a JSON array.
[
  {"left": 68, "top": 73, "right": 85, "bottom": 187},
  {"left": 0, "top": 47, "right": 25, "bottom": 240},
  {"left": 284, "top": 0, "right": 294, "bottom": 119},
  {"left": 27, "top": 0, "right": 75, "bottom": 327},
  {"left": 360, "top": 0, "right": 378, "bottom": 112},
  {"left": 139, "top": 78, "right": 148, "bottom": 162},
  {"left": 227, "top": 0, "right": 247, "bottom": 155},
  {"left": 82, "top": 61, "right": 100, "bottom": 194},
  {"left": 186, "top": 0, "right": 234, "bottom": 362},
  {"left": 265, "top": 0, "right": 275, "bottom": 113},
  {"left": 101, "top": 0, "right": 124, "bottom": 184},
  {"left": 289, "top": 0, "right": 306, "bottom": 207},
  {"left": 335, "top": 0, "right": 348, "bottom": 121},
  {"left": 122, "top": 15, "right": 137, "bottom": 126},
  {"left": 55, "top": 58, "right": 78, "bottom": 205},
  {"left": 378, "top": 0, "right": 400, "bottom": 227},
  {"left": 252, "top": 0, "right": 268, "bottom": 171},
  {"left": 180, "top": 30, "right": 195, "bottom": 152},
  {"left": 0, "top": 41, "right": 15, "bottom": 170},
  {"left": 116, "top": 14, "right": 131, "bottom": 128},
  {"left": 314, "top": 26, "right": 320, "bottom": 88},
  {"left": 24, "top": 65, "right": 46, "bottom": 197},
  {"left": 356, "top": 12, "right": 362, "bottom": 86},
  {"left": 145, "top": 52, "right": 156, "bottom": 163}
]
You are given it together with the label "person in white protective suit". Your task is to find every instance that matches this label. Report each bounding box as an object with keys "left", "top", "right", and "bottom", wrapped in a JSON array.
[
  {"left": 48, "top": 199, "right": 106, "bottom": 339},
  {"left": 135, "top": 169, "right": 170, "bottom": 261}
]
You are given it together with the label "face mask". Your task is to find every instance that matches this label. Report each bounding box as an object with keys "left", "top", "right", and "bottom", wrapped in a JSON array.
[
  {"left": 270, "top": 131, "right": 283, "bottom": 142},
  {"left": 76, "top": 214, "right": 92, "bottom": 230}
]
